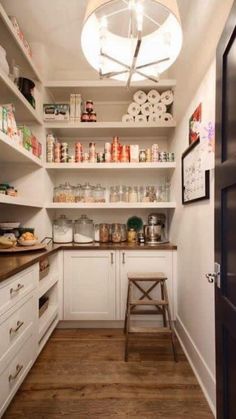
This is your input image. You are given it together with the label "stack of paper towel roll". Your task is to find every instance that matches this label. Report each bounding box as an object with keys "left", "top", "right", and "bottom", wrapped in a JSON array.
[{"left": 122, "top": 89, "right": 174, "bottom": 124}]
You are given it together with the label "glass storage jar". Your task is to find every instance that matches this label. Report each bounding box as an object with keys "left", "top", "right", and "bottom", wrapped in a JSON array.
[
  {"left": 128, "top": 186, "right": 138, "bottom": 203},
  {"left": 110, "top": 186, "right": 119, "bottom": 203},
  {"left": 60, "top": 182, "right": 75, "bottom": 203},
  {"left": 74, "top": 214, "right": 94, "bottom": 243},
  {"left": 81, "top": 183, "right": 94, "bottom": 203},
  {"left": 99, "top": 223, "right": 110, "bottom": 243},
  {"left": 53, "top": 186, "right": 60, "bottom": 202},
  {"left": 53, "top": 215, "right": 73, "bottom": 243},
  {"left": 75, "top": 184, "right": 82, "bottom": 202},
  {"left": 111, "top": 223, "right": 122, "bottom": 243},
  {"left": 120, "top": 224, "right": 127, "bottom": 242},
  {"left": 94, "top": 184, "right": 106, "bottom": 203}
]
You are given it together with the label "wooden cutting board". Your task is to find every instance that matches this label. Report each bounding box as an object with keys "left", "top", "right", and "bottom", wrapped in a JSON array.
[{"left": 0, "top": 243, "right": 47, "bottom": 253}]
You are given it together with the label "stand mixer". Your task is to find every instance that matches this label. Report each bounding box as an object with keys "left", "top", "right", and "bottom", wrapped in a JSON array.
[{"left": 144, "top": 213, "right": 168, "bottom": 244}]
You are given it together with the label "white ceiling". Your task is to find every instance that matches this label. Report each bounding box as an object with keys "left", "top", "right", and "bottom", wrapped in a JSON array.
[{"left": 1, "top": 0, "right": 234, "bottom": 116}]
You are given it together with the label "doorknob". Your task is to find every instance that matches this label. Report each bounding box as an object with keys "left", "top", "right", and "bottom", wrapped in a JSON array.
[{"left": 206, "top": 263, "right": 221, "bottom": 288}]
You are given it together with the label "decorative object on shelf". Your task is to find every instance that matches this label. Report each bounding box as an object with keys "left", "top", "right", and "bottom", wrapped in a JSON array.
[
  {"left": 122, "top": 88, "right": 174, "bottom": 123},
  {"left": 18, "top": 77, "right": 35, "bottom": 108},
  {"left": 81, "top": 0, "right": 182, "bottom": 86},
  {"left": 144, "top": 213, "right": 167, "bottom": 244},
  {"left": 189, "top": 103, "right": 202, "bottom": 145},
  {"left": 127, "top": 216, "right": 143, "bottom": 232},
  {"left": 81, "top": 99, "right": 97, "bottom": 123},
  {"left": 182, "top": 138, "right": 210, "bottom": 204},
  {"left": 18, "top": 125, "right": 42, "bottom": 158},
  {"left": 0, "top": 183, "right": 18, "bottom": 197},
  {"left": 0, "top": 45, "right": 10, "bottom": 75},
  {"left": 0, "top": 104, "right": 18, "bottom": 141},
  {"left": 9, "top": 16, "right": 32, "bottom": 58}
]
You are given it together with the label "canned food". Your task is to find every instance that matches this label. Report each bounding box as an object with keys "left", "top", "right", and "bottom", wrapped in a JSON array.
[
  {"left": 89, "top": 112, "right": 97, "bottom": 122},
  {"left": 86, "top": 100, "right": 94, "bottom": 113},
  {"left": 81, "top": 112, "right": 89, "bottom": 122}
]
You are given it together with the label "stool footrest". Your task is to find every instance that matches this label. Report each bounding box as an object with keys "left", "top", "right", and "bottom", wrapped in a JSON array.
[
  {"left": 129, "top": 326, "right": 172, "bottom": 334},
  {"left": 130, "top": 309, "right": 163, "bottom": 315},
  {"left": 129, "top": 299, "right": 168, "bottom": 306}
]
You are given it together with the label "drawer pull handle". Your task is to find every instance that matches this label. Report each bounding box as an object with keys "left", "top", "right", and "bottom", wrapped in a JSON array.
[
  {"left": 122, "top": 252, "right": 125, "bottom": 264},
  {"left": 8, "top": 364, "right": 23, "bottom": 383},
  {"left": 111, "top": 252, "right": 114, "bottom": 264},
  {"left": 9, "top": 321, "right": 24, "bottom": 335},
  {"left": 10, "top": 283, "right": 24, "bottom": 295}
]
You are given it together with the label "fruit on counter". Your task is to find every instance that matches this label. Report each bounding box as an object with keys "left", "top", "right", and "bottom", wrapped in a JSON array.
[
  {"left": 19, "top": 232, "right": 37, "bottom": 241},
  {"left": 0, "top": 236, "right": 17, "bottom": 249}
]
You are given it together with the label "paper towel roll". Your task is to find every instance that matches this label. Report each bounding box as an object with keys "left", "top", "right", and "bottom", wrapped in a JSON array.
[
  {"left": 122, "top": 114, "right": 134, "bottom": 123},
  {"left": 152, "top": 102, "right": 167, "bottom": 115},
  {"left": 135, "top": 115, "right": 147, "bottom": 123},
  {"left": 147, "top": 89, "right": 161, "bottom": 104},
  {"left": 149, "top": 114, "right": 161, "bottom": 124},
  {"left": 159, "top": 113, "right": 173, "bottom": 123},
  {"left": 160, "top": 90, "right": 174, "bottom": 105},
  {"left": 140, "top": 102, "right": 152, "bottom": 116},
  {"left": 128, "top": 102, "right": 141, "bottom": 116},
  {"left": 133, "top": 90, "right": 147, "bottom": 105}
]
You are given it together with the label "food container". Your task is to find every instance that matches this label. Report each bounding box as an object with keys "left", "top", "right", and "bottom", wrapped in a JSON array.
[
  {"left": 74, "top": 215, "right": 94, "bottom": 243},
  {"left": 75, "top": 184, "right": 82, "bottom": 202},
  {"left": 81, "top": 183, "right": 94, "bottom": 203},
  {"left": 99, "top": 223, "right": 110, "bottom": 243},
  {"left": 120, "top": 224, "right": 127, "bottom": 242},
  {"left": 86, "top": 100, "right": 94, "bottom": 113},
  {"left": 89, "top": 112, "right": 97, "bottom": 122},
  {"left": 53, "top": 215, "right": 73, "bottom": 243},
  {"left": 110, "top": 186, "right": 119, "bottom": 202},
  {"left": 128, "top": 228, "right": 137, "bottom": 243},
  {"left": 94, "top": 224, "right": 100, "bottom": 242},
  {"left": 94, "top": 184, "right": 106, "bottom": 203},
  {"left": 129, "top": 186, "right": 138, "bottom": 203},
  {"left": 111, "top": 223, "right": 122, "bottom": 243},
  {"left": 81, "top": 111, "right": 89, "bottom": 122}
]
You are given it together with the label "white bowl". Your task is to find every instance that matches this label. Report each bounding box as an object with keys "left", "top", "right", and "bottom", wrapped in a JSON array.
[{"left": 18, "top": 239, "right": 38, "bottom": 247}]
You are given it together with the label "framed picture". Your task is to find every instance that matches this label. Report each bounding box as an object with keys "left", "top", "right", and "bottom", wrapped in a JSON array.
[
  {"left": 182, "top": 138, "right": 210, "bottom": 204},
  {"left": 189, "top": 103, "right": 202, "bottom": 145}
]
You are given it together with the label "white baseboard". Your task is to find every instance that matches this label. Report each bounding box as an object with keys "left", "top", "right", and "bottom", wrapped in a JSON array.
[{"left": 175, "top": 316, "right": 216, "bottom": 417}]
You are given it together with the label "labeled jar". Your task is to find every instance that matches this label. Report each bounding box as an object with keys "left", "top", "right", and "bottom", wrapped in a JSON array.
[{"left": 128, "top": 228, "right": 137, "bottom": 243}]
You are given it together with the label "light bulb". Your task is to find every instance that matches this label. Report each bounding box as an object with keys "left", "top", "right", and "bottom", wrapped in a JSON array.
[
  {"left": 100, "top": 16, "right": 108, "bottom": 29},
  {"left": 135, "top": 3, "right": 143, "bottom": 31}
]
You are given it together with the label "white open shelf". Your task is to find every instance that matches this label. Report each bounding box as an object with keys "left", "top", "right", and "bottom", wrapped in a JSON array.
[
  {"left": 45, "top": 162, "right": 176, "bottom": 170},
  {"left": 46, "top": 202, "right": 176, "bottom": 209},
  {"left": 0, "top": 69, "right": 42, "bottom": 124},
  {"left": 0, "top": 194, "right": 43, "bottom": 208},
  {"left": 0, "top": 3, "right": 42, "bottom": 82},
  {"left": 38, "top": 305, "right": 58, "bottom": 342},
  {"left": 0, "top": 130, "right": 42, "bottom": 166},
  {"left": 38, "top": 275, "right": 59, "bottom": 299},
  {"left": 44, "top": 79, "right": 176, "bottom": 101},
  {"left": 44, "top": 121, "right": 176, "bottom": 137}
]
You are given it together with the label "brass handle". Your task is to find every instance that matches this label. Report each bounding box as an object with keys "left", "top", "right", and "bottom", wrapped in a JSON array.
[
  {"left": 10, "top": 283, "right": 24, "bottom": 295},
  {"left": 9, "top": 364, "right": 23, "bottom": 383},
  {"left": 122, "top": 252, "right": 125, "bottom": 264},
  {"left": 9, "top": 320, "right": 24, "bottom": 336},
  {"left": 111, "top": 252, "right": 114, "bottom": 264}
]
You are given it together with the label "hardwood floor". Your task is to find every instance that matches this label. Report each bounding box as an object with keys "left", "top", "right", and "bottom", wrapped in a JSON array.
[{"left": 3, "top": 329, "right": 214, "bottom": 418}]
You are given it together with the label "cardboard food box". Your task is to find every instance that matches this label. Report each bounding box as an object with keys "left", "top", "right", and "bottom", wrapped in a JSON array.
[{"left": 43, "top": 104, "right": 70, "bottom": 121}]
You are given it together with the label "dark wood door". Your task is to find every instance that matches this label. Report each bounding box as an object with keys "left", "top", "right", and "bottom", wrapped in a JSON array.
[{"left": 215, "top": 2, "right": 236, "bottom": 418}]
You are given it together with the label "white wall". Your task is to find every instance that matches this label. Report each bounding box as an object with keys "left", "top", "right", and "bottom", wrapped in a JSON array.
[{"left": 170, "top": 61, "right": 216, "bottom": 413}]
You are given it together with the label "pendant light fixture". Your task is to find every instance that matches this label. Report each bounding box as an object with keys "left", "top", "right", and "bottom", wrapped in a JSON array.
[{"left": 81, "top": 0, "right": 182, "bottom": 86}]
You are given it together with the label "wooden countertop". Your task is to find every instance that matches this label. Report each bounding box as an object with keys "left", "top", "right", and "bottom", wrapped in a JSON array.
[{"left": 0, "top": 242, "right": 177, "bottom": 283}]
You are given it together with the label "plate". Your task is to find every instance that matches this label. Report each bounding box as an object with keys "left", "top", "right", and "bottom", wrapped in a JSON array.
[{"left": 18, "top": 239, "right": 38, "bottom": 246}]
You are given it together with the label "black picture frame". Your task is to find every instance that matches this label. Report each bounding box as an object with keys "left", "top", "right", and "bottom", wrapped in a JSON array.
[{"left": 182, "top": 138, "right": 210, "bottom": 204}]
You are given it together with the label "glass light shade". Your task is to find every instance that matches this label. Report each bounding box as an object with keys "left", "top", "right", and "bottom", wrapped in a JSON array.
[{"left": 81, "top": 0, "right": 182, "bottom": 82}]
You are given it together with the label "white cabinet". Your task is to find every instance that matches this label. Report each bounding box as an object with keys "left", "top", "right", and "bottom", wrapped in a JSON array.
[
  {"left": 63, "top": 251, "right": 116, "bottom": 320},
  {"left": 118, "top": 250, "right": 176, "bottom": 320}
]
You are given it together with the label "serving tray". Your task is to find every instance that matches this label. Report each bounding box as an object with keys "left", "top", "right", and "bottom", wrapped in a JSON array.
[{"left": 0, "top": 243, "right": 47, "bottom": 253}]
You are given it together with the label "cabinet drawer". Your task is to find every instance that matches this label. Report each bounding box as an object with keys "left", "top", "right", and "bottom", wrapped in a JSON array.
[
  {"left": 0, "top": 294, "right": 35, "bottom": 373},
  {"left": 0, "top": 265, "right": 37, "bottom": 316},
  {"left": 0, "top": 335, "right": 33, "bottom": 417}
]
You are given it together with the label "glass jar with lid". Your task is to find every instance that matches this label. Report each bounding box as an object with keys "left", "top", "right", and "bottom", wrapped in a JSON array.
[
  {"left": 110, "top": 186, "right": 119, "bottom": 203},
  {"left": 111, "top": 223, "right": 122, "bottom": 243},
  {"left": 74, "top": 214, "right": 94, "bottom": 243},
  {"left": 99, "top": 223, "right": 110, "bottom": 243},
  {"left": 94, "top": 184, "right": 106, "bottom": 203},
  {"left": 62, "top": 182, "right": 75, "bottom": 203},
  {"left": 120, "top": 224, "right": 127, "bottom": 242},
  {"left": 74, "top": 184, "right": 82, "bottom": 202},
  {"left": 53, "top": 186, "right": 60, "bottom": 202},
  {"left": 129, "top": 186, "right": 138, "bottom": 203},
  {"left": 53, "top": 215, "right": 73, "bottom": 243},
  {"left": 81, "top": 183, "right": 94, "bottom": 203}
]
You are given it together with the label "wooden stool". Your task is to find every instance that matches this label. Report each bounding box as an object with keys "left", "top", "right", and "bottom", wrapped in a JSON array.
[{"left": 124, "top": 272, "right": 177, "bottom": 362}]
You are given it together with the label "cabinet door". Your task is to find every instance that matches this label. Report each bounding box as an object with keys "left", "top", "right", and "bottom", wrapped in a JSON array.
[
  {"left": 64, "top": 251, "right": 116, "bottom": 320},
  {"left": 118, "top": 250, "right": 175, "bottom": 320}
]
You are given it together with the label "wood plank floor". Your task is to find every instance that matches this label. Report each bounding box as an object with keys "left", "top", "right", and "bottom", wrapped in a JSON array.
[{"left": 3, "top": 329, "right": 214, "bottom": 418}]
